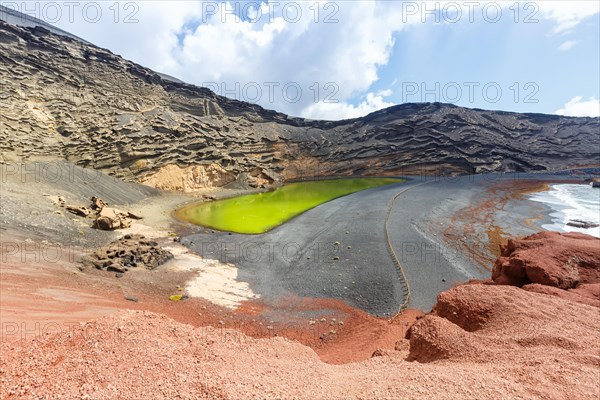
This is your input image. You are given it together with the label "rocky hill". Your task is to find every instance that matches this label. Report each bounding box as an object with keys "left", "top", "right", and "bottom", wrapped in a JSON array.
[{"left": 1, "top": 17, "right": 598, "bottom": 189}]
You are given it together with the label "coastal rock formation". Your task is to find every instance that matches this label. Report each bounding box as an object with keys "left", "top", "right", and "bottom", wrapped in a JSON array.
[
  {"left": 1, "top": 17, "right": 599, "bottom": 189},
  {"left": 408, "top": 231, "right": 600, "bottom": 362},
  {"left": 567, "top": 219, "right": 599, "bottom": 229},
  {"left": 492, "top": 232, "right": 600, "bottom": 293},
  {"left": 407, "top": 283, "right": 600, "bottom": 364}
]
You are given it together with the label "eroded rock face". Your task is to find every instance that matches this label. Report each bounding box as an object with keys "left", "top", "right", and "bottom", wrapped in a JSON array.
[
  {"left": 492, "top": 231, "right": 600, "bottom": 290},
  {"left": 1, "top": 18, "right": 599, "bottom": 188},
  {"left": 140, "top": 163, "right": 237, "bottom": 192}
]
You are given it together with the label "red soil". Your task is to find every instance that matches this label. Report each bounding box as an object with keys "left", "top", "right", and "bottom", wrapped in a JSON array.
[
  {"left": 2, "top": 276, "right": 599, "bottom": 399},
  {"left": 2, "top": 231, "right": 600, "bottom": 399},
  {"left": 0, "top": 246, "right": 421, "bottom": 365}
]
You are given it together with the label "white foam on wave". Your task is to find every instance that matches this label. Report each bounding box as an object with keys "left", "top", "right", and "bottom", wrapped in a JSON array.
[{"left": 529, "top": 184, "right": 600, "bottom": 238}]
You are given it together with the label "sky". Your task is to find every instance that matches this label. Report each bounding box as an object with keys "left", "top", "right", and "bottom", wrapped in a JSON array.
[{"left": 4, "top": 0, "right": 599, "bottom": 120}]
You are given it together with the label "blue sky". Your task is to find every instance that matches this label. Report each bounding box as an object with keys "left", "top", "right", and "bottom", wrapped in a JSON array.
[{"left": 18, "top": 0, "right": 598, "bottom": 119}]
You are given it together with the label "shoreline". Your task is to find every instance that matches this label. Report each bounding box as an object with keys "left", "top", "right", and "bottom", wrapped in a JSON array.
[
  {"left": 528, "top": 183, "right": 600, "bottom": 238},
  {"left": 438, "top": 178, "right": 582, "bottom": 271}
]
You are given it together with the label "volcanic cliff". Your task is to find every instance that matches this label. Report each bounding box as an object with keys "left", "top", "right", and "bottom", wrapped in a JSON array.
[{"left": 1, "top": 15, "right": 599, "bottom": 190}]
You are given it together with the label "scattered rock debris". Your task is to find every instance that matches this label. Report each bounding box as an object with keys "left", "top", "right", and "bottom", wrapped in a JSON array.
[{"left": 81, "top": 234, "right": 173, "bottom": 274}]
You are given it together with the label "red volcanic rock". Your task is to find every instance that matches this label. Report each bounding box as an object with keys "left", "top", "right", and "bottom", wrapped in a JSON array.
[
  {"left": 492, "top": 232, "right": 600, "bottom": 291},
  {"left": 408, "top": 283, "right": 600, "bottom": 364}
]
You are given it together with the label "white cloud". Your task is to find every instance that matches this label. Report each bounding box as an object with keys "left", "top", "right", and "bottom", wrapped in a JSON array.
[
  {"left": 302, "top": 90, "right": 395, "bottom": 120},
  {"left": 52, "top": 1, "right": 204, "bottom": 69},
  {"left": 537, "top": 1, "right": 600, "bottom": 33},
  {"left": 44, "top": 1, "right": 598, "bottom": 120},
  {"left": 557, "top": 40, "right": 578, "bottom": 51},
  {"left": 152, "top": 1, "right": 411, "bottom": 118},
  {"left": 556, "top": 97, "right": 600, "bottom": 117},
  {"left": 48, "top": 1, "right": 411, "bottom": 119}
]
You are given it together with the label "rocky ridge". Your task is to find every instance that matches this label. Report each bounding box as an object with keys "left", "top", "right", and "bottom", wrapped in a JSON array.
[{"left": 1, "top": 18, "right": 599, "bottom": 189}]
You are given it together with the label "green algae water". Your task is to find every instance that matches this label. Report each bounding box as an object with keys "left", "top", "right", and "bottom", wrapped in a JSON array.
[{"left": 176, "top": 178, "right": 403, "bottom": 234}]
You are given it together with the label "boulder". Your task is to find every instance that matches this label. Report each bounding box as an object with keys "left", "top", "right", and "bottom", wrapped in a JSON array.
[
  {"left": 491, "top": 231, "right": 600, "bottom": 305},
  {"left": 566, "top": 220, "right": 599, "bottom": 229},
  {"left": 93, "top": 207, "right": 131, "bottom": 230}
]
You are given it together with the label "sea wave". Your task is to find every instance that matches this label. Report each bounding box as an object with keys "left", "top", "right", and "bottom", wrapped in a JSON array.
[{"left": 529, "top": 184, "right": 600, "bottom": 238}]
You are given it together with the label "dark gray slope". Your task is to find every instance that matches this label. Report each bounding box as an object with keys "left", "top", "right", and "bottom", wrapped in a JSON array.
[{"left": 0, "top": 4, "right": 89, "bottom": 43}]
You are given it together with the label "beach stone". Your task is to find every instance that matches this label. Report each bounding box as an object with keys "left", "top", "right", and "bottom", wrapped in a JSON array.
[{"left": 566, "top": 220, "right": 599, "bottom": 229}]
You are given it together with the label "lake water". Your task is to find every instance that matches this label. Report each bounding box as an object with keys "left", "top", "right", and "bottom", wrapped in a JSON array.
[
  {"left": 176, "top": 178, "right": 403, "bottom": 234},
  {"left": 529, "top": 184, "right": 600, "bottom": 238}
]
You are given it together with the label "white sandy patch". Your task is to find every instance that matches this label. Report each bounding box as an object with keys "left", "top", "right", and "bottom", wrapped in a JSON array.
[
  {"left": 162, "top": 243, "right": 259, "bottom": 309},
  {"left": 118, "top": 222, "right": 171, "bottom": 239}
]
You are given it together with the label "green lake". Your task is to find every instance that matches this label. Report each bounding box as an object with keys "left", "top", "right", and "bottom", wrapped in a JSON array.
[{"left": 175, "top": 177, "right": 403, "bottom": 234}]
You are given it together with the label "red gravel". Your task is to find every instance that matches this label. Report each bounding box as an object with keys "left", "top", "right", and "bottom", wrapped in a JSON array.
[
  {"left": 2, "top": 283, "right": 599, "bottom": 399},
  {"left": 2, "top": 231, "right": 600, "bottom": 399}
]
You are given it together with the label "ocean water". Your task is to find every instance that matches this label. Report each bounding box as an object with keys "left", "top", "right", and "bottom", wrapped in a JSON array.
[{"left": 529, "top": 184, "right": 600, "bottom": 238}]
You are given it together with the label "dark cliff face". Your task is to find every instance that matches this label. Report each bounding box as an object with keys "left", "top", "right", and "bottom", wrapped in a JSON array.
[{"left": 1, "top": 18, "right": 598, "bottom": 187}]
